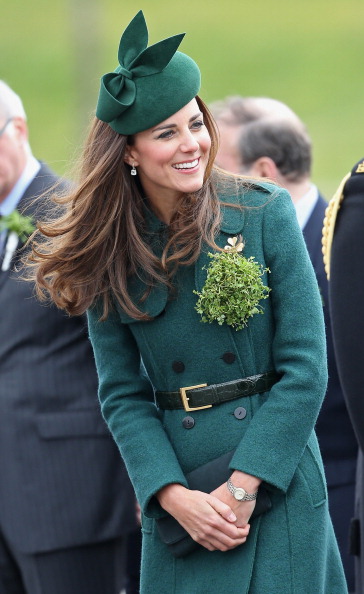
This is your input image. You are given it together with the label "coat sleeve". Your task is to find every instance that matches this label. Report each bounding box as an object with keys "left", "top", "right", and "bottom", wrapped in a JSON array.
[
  {"left": 329, "top": 188, "right": 364, "bottom": 451},
  {"left": 87, "top": 305, "right": 188, "bottom": 517},
  {"left": 230, "top": 189, "right": 328, "bottom": 492}
]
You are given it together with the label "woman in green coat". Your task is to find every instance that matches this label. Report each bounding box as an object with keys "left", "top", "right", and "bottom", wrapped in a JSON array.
[{"left": 31, "top": 11, "right": 347, "bottom": 594}]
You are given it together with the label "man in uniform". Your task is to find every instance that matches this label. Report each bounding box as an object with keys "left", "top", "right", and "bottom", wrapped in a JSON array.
[{"left": 324, "top": 158, "right": 364, "bottom": 594}]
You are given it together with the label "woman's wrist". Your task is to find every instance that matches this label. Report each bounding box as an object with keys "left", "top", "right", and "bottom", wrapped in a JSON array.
[
  {"left": 156, "top": 483, "right": 187, "bottom": 513},
  {"left": 229, "top": 470, "right": 262, "bottom": 494}
]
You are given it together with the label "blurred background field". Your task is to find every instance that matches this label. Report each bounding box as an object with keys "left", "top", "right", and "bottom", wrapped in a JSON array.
[{"left": 1, "top": 0, "right": 363, "bottom": 198}]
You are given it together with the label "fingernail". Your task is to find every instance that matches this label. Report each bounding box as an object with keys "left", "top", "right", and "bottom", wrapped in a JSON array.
[{"left": 228, "top": 513, "right": 237, "bottom": 522}]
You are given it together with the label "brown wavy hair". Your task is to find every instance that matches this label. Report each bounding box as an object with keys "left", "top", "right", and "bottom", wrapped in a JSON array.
[{"left": 29, "top": 97, "right": 241, "bottom": 320}]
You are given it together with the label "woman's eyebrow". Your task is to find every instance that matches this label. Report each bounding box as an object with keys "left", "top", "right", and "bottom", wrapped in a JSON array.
[{"left": 152, "top": 112, "right": 202, "bottom": 132}]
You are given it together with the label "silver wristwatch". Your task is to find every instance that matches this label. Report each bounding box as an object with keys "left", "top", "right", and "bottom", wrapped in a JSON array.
[{"left": 227, "top": 477, "right": 258, "bottom": 501}]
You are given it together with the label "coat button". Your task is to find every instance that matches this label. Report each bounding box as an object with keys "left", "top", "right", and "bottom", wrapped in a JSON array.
[
  {"left": 234, "top": 407, "right": 247, "bottom": 420},
  {"left": 182, "top": 416, "right": 195, "bottom": 429},
  {"left": 222, "top": 352, "right": 236, "bottom": 364},
  {"left": 172, "top": 361, "right": 185, "bottom": 373}
]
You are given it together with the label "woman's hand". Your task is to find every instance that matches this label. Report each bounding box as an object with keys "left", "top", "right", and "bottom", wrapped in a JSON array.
[
  {"left": 210, "top": 484, "right": 256, "bottom": 527},
  {"left": 157, "top": 483, "right": 250, "bottom": 552},
  {"left": 211, "top": 470, "right": 262, "bottom": 528}
]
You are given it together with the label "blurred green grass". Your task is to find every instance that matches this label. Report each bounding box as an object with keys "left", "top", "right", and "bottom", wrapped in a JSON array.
[{"left": 1, "top": 0, "right": 363, "bottom": 197}]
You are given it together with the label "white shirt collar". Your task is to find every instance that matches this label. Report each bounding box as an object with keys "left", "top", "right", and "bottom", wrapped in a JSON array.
[
  {"left": 0, "top": 155, "right": 40, "bottom": 216},
  {"left": 293, "top": 184, "right": 319, "bottom": 230}
]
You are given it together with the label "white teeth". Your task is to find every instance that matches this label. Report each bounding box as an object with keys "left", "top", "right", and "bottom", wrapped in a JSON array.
[{"left": 173, "top": 159, "right": 199, "bottom": 170}]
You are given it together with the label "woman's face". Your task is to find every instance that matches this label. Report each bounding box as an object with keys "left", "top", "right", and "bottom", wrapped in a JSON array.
[{"left": 125, "top": 99, "right": 211, "bottom": 205}]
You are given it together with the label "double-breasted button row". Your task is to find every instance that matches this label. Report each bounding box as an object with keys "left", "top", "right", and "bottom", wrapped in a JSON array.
[
  {"left": 182, "top": 407, "right": 247, "bottom": 429},
  {"left": 233, "top": 406, "right": 247, "bottom": 419},
  {"left": 172, "top": 352, "right": 236, "bottom": 374},
  {"left": 172, "top": 361, "right": 185, "bottom": 373},
  {"left": 182, "top": 416, "right": 195, "bottom": 429},
  {"left": 221, "top": 352, "right": 236, "bottom": 364}
]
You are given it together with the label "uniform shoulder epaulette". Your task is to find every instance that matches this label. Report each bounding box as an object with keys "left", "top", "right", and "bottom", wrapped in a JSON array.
[
  {"left": 322, "top": 172, "right": 350, "bottom": 280},
  {"left": 322, "top": 157, "right": 364, "bottom": 279}
]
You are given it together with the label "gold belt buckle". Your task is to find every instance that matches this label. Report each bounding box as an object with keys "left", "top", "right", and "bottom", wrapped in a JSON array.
[{"left": 179, "top": 384, "right": 210, "bottom": 412}]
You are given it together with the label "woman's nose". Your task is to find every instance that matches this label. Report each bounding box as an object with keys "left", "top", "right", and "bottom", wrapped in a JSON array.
[{"left": 180, "top": 130, "right": 199, "bottom": 153}]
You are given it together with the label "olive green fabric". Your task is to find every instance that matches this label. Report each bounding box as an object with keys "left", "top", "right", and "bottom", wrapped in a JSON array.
[
  {"left": 87, "top": 181, "right": 348, "bottom": 593},
  {"left": 96, "top": 10, "right": 201, "bottom": 135}
]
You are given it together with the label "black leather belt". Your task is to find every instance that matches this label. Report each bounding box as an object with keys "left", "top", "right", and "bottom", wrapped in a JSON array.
[{"left": 155, "top": 371, "right": 281, "bottom": 412}]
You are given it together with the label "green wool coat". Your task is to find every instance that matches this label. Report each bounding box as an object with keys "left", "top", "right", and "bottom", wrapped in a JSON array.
[{"left": 87, "top": 181, "right": 348, "bottom": 594}]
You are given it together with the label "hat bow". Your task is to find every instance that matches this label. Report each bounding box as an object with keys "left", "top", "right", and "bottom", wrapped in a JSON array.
[{"left": 97, "top": 10, "right": 185, "bottom": 125}]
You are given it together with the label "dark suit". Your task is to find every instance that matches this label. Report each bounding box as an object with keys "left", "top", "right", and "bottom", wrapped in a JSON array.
[
  {"left": 329, "top": 161, "right": 364, "bottom": 594},
  {"left": 0, "top": 162, "right": 136, "bottom": 593},
  {"left": 303, "top": 193, "right": 357, "bottom": 591}
]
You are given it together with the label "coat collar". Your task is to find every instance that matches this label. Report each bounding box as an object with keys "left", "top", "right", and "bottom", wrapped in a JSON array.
[
  {"left": 0, "top": 162, "right": 61, "bottom": 285},
  {"left": 117, "top": 197, "right": 248, "bottom": 323},
  {"left": 117, "top": 179, "right": 274, "bottom": 323},
  {"left": 217, "top": 178, "right": 271, "bottom": 234},
  {"left": 219, "top": 196, "right": 245, "bottom": 235},
  {"left": 140, "top": 182, "right": 248, "bottom": 236},
  {"left": 116, "top": 200, "right": 168, "bottom": 322},
  {"left": 193, "top": 193, "right": 247, "bottom": 292}
]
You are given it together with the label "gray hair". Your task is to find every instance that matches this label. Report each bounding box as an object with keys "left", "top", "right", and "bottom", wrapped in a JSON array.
[
  {"left": 0, "top": 80, "right": 32, "bottom": 155},
  {"left": 209, "top": 95, "right": 299, "bottom": 126},
  {"left": 239, "top": 117, "right": 312, "bottom": 182},
  {"left": 0, "top": 80, "right": 27, "bottom": 120}
]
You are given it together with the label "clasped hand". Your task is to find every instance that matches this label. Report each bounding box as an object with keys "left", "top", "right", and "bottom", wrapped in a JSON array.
[{"left": 157, "top": 482, "right": 255, "bottom": 552}]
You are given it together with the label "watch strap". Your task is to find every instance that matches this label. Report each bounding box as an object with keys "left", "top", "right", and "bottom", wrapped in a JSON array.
[{"left": 227, "top": 477, "right": 258, "bottom": 501}]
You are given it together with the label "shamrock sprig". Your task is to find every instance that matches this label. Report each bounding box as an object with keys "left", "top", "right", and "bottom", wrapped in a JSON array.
[
  {"left": 0, "top": 210, "right": 35, "bottom": 242},
  {"left": 194, "top": 236, "right": 270, "bottom": 331}
]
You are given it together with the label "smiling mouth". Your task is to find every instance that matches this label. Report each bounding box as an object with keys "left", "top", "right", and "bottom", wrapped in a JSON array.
[{"left": 172, "top": 158, "right": 199, "bottom": 170}]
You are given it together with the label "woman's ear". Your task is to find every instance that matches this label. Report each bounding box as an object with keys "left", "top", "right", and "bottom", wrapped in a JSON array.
[{"left": 124, "top": 146, "right": 138, "bottom": 167}]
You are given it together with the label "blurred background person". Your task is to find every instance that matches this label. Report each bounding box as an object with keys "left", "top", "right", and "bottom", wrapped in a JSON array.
[
  {"left": 0, "top": 80, "right": 137, "bottom": 594},
  {"left": 210, "top": 95, "right": 300, "bottom": 173},
  {"left": 324, "top": 158, "right": 364, "bottom": 594},
  {"left": 210, "top": 95, "right": 357, "bottom": 591}
]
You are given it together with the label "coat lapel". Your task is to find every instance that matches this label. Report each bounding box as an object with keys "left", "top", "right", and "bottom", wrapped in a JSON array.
[
  {"left": 302, "top": 194, "right": 326, "bottom": 270},
  {"left": 0, "top": 162, "right": 58, "bottom": 289},
  {"left": 119, "top": 198, "right": 246, "bottom": 323},
  {"left": 116, "top": 277, "right": 169, "bottom": 323},
  {"left": 195, "top": 199, "right": 245, "bottom": 292},
  {"left": 194, "top": 200, "right": 259, "bottom": 376},
  {"left": 117, "top": 204, "right": 170, "bottom": 323}
]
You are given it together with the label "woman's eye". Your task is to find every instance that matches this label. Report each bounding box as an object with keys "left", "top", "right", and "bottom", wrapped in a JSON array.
[
  {"left": 156, "top": 121, "right": 204, "bottom": 139},
  {"left": 191, "top": 120, "right": 204, "bottom": 130},
  {"left": 158, "top": 129, "right": 174, "bottom": 139}
]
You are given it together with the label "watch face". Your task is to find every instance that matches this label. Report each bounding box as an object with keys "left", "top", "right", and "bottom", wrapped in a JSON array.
[{"left": 234, "top": 488, "right": 246, "bottom": 501}]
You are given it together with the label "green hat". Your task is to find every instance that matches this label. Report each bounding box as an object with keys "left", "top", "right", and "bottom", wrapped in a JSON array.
[{"left": 96, "top": 11, "right": 201, "bottom": 135}]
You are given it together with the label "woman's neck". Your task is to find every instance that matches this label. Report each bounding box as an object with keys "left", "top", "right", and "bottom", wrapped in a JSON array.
[{"left": 146, "top": 191, "right": 182, "bottom": 225}]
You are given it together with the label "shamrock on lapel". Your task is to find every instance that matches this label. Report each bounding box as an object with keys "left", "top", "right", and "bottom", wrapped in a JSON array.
[
  {"left": 0, "top": 210, "right": 35, "bottom": 272},
  {"left": 194, "top": 236, "right": 271, "bottom": 330}
]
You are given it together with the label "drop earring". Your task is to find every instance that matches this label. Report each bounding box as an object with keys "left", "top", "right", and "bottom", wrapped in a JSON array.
[{"left": 131, "top": 163, "right": 137, "bottom": 176}]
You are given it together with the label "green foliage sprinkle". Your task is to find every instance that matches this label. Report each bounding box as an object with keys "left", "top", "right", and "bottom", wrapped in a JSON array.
[
  {"left": 0, "top": 210, "right": 35, "bottom": 242},
  {"left": 194, "top": 245, "right": 270, "bottom": 331}
]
